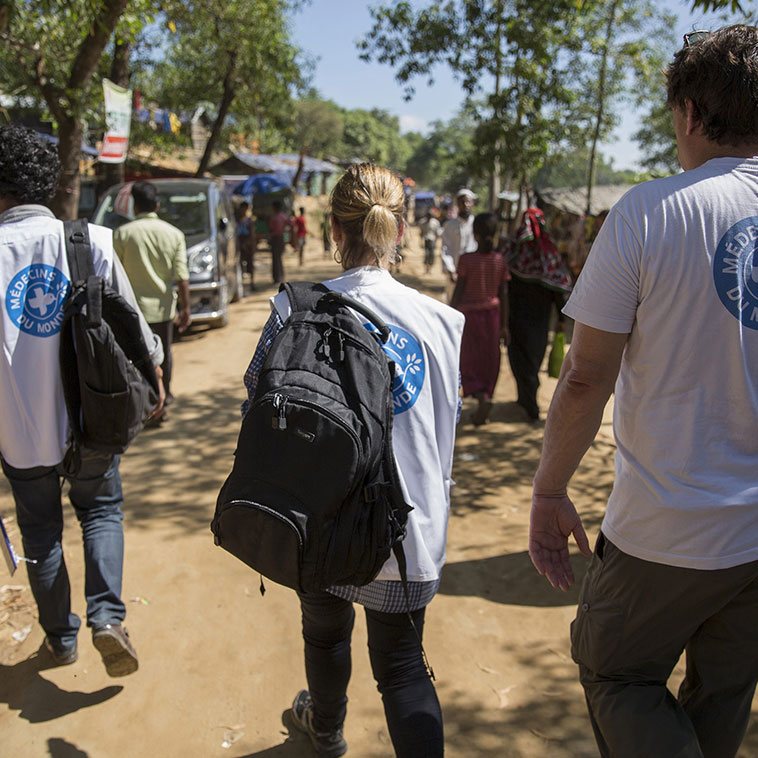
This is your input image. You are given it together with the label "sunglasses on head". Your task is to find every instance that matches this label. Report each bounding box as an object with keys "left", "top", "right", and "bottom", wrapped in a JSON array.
[{"left": 683, "top": 30, "right": 710, "bottom": 47}]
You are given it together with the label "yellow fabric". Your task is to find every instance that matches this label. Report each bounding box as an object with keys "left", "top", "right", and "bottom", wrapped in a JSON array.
[{"left": 113, "top": 212, "right": 189, "bottom": 323}]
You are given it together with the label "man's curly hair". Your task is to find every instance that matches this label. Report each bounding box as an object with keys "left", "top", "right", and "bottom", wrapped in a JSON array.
[
  {"left": 0, "top": 125, "right": 61, "bottom": 205},
  {"left": 666, "top": 25, "right": 758, "bottom": 146}
]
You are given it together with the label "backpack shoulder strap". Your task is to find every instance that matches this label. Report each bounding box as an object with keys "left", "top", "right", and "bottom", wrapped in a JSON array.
[
  {"left": 280, "top": 281, "right": 329, "bottom": 314},
  {"left": 281, "top": 281, "right": 391, "bottom": 343},
  {"left": 63, "top": 218, "right": 94, "bottom": 283},
  {"left": 63, "top": 218, "right": 101, "bottom": 328}
]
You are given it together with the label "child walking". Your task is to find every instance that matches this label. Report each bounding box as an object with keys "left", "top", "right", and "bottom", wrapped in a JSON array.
[{"left": 450, "top": 212, "right": 510, "bottom": 426}]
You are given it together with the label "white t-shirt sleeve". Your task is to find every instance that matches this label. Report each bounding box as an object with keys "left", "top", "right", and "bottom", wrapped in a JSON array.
[
  {"left": 439, "top": 221, "right": 458, "bottom": 274},
  {"left": 563, "top": 206, "right": 641, "bottom": 334}
]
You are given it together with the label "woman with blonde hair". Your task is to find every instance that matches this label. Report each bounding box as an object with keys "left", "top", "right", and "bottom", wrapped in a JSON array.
[{"left": 242, "top": 164, "right": 463, "bottom": 757}]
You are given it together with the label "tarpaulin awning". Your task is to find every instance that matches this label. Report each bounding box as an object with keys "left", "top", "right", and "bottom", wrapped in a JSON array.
[
  {"left": 37, "top": 131, "right": 99, "bottom": 158},
  {"left": 233, "top": 173, "right": 291, "bottom": 196}
]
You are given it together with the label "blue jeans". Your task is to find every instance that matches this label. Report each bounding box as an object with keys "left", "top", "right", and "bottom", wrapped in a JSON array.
[
  {"left": 2, "top": 450, "right": 126, "bottom": 654},
  {"left": 298, "top": 590, "right": 444, "bottom": 758}
]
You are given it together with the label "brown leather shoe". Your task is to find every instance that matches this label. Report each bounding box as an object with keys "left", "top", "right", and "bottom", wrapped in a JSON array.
[
  {"left": 44, "top": 636, "right": 78, "bottom": 666},
  {"left": 92, "top": 624, "right": 138, "bottom": 677}
]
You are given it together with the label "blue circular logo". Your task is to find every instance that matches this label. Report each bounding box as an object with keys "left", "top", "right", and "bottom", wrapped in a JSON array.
[
  {"left": 713, "top": 217, "right": 758, "bottom": 329},
  {"left": 364, "top": 323, "right": 426, "bottom": 414},
  {"left": 5, "top": 264, "right": 69, "bottom": 337}
]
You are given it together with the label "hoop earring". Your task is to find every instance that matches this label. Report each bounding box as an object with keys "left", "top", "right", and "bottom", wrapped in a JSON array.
[{"left": 333, "top": 247, "right": 342, "bottom": 264}]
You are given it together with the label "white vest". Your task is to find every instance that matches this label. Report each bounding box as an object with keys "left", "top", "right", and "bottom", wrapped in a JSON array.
[
  {"left": 0, "top": 214, "right": 115, "bottom": 468},
  {"left": 273, "top": 266, "right": 464, "bottom": 581}
]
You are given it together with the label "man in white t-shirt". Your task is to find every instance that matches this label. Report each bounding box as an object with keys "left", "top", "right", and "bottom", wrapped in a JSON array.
[
  {"left": 0, "top": 126, "right": 163, "bottom": 677},
  {"left": 440, "top": 189, "right": 477, "bottom": 297},
  {"left": 528, "top": 25, "right": 758, "bottom": 757}
]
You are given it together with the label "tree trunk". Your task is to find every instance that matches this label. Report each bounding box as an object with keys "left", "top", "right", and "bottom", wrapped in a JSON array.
[
  {"left": 291, "top": 143, "right": 307, "bottom": 193},
  {"left": 52, "top": 116, "right": 85, "bottom": 220},
  {"left": 196, "top": 52, "right": 237, "bottom": 176},
  {"left": 103, "top": 39, "right": 132, "bottom": 191},
  {"left": 586, "top": 0, "right": 619, "bottom": 216},
  {"left": 488, "top": 1, "right": 504, "bottom": 212},
  {"left": 46, "top": 0, "right": 131, "bottom": 217}
]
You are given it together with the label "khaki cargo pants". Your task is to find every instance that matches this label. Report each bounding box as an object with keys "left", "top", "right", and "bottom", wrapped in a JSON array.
[{"left": 572, "top": 532, "right": 758, "bottom": 758}]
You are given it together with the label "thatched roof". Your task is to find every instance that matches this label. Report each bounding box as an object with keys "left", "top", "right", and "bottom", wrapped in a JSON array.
[{"left": 537, "top": 184, "right": 636, "bottom": 216}]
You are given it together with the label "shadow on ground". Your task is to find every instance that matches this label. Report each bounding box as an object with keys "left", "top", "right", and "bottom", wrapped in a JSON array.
[
  {"left": 0, "top": 644, "right": 122, "bottom": 724},
  {"left": 440, "top": 550, "right": 587, "bottom": 607},
  {"left": 450, "top": 401, "right": 613, "bottom": 531},
  {"left": 47, "top": 738, "right": 90, "bottom": 757},
  {"left": 439, "top": 637, "right": 598, "bottom": 758}
]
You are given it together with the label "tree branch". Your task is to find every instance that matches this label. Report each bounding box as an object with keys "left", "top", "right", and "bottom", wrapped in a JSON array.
[
  {"left": 67, "top": 0, "right": 130, "bottom": 94},
  {"left": 0, "top": 31, "right": 68, "bottom": 122}
]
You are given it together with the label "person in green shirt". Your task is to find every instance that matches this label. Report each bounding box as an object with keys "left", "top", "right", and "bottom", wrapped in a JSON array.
[{"left": 113, "top": 181, "right": 190, "bottom": 422}]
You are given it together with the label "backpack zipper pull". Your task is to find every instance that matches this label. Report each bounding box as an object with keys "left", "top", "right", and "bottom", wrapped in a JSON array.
[
  {"left": 336, "top": 333, "right": 345, "bottom": 362},
  {"left": 272, "top": 393, "right": 288, "bottom": 430},
  {"left": 322, "top": 328, "right": 332, "bottom": 361}
]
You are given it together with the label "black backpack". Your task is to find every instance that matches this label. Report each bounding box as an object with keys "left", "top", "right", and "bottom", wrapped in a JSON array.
[
  {"left": 59, "top": 219, "right": 160, "bottom": 471},
  {"left": 211, "top": 282, "right": 413, "bottom": 594}
]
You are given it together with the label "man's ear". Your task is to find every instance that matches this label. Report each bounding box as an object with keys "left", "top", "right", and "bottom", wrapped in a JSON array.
[{"left": 684, "top": 99, "right": 702, "bottom": 136}]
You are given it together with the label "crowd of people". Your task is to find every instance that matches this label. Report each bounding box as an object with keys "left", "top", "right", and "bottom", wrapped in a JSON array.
[
  {"left": 1, "top": 22, "right": 758, "bottom": 758},
  {"left": 419, "top": 187, "right": 573, "bottom": 426},
  {"left": 235, "top": 200, "right": 310, "bottom": 289}
]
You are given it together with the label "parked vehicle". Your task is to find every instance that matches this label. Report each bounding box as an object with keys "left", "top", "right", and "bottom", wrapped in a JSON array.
[{"left": 92, "top": 178, "right": 243, "bottom": 328}]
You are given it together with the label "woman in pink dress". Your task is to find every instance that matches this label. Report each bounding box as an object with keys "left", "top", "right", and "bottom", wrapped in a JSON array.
[{"left": 450, "top": 212, "right": 510, "bottom": 425}]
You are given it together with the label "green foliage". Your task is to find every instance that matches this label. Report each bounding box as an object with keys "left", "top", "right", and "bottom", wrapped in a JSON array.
[
  {"left": 633, "top": 101, "right": 679, "bottom": 175},
  {"left": 0, "top": 0, "right": 154, "bottom": 126},
  {"left": 358, "top": 0, "right": 676, "bottom": 197},
  {"left": 134, "top": 0, "right": 304, "bottom": 165},
  {"left": 273, "top": 95, "right": 422, "bottom": 171},
  {"left": 338, "top": 108, "right": 410, "bottom": 169},
  {"left": 535, "top": 147, "right": 646, "bottom": 189},
  {"left": 292, "top": 98, "right": 344, "bottom": 157},
  {"left": 690, "top": 0, "right": 748, "bottom": 11},
  {"left": 403, "top": 109, "right": 480, "bottom": 194}
]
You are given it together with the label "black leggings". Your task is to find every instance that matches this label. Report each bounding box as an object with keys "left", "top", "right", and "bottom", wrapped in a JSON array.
[
  {"left": 298, "top": 590, "right": 444, "bottom": 757},
  {"left": 507, "top": 276, "right": 559, "bottom": 419}
]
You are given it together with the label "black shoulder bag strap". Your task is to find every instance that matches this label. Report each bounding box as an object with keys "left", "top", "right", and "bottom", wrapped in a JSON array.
[
  {"left": 60, "top": 219, "right": 98, "bottom": 476},
  {"left": 280, "top": 282, "right": 393, "bottom": 344},
  {"left": 64, "top": 218, "right": 102, "bottom": 328},
  {"left": 281, "top": 281, "right": 329, "bottom": 314}
]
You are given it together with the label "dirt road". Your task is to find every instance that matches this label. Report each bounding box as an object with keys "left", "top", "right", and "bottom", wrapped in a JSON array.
[{"left": 1, "top": 220, "right": 756, "bottom": 757}]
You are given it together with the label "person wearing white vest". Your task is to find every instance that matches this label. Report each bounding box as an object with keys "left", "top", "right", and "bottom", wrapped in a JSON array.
[
  {"left": 528, "top": 26, "right": 758, "bottom": 758},
  {"left": 0, "top": 125, "right": 164, "bottom": 677},
  {"left": 242, "top": 164, "right": 463, "bottom": 758}
]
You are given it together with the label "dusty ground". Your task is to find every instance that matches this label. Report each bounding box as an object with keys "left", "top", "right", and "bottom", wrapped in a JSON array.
[{"left": 1, "top": 210, "right": 756, "bottom": 757}]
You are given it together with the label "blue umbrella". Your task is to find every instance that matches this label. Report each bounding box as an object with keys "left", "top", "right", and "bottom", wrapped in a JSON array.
[{"left": 233, "top": 173, "right": 291, "bottom": 196}]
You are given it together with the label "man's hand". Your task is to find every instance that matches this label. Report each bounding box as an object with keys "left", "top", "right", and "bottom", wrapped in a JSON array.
[
  {"left": 176, "top": 280, "right": 191, "bottom": 333},
  {"left": 149, "top": 366, "right": 166, "bottom": 419},
  {"left": 176, "top": 306, "right": 191, "bottom": 333},
  {"left": 529, "top": 491, "right": 591, "bottom": 591},
  {"left": 448, "top": 271, "right": 458, "bottom": 283}
]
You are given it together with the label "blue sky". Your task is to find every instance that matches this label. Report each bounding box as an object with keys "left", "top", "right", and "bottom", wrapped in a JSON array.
[{"left": 291, "top": 0, "right": 735, "bottom": 170}]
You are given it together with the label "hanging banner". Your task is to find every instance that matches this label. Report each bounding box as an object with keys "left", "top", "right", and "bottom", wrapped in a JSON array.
[{"left": 99, "top": 78, "right": 132, "bottom": 164}]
